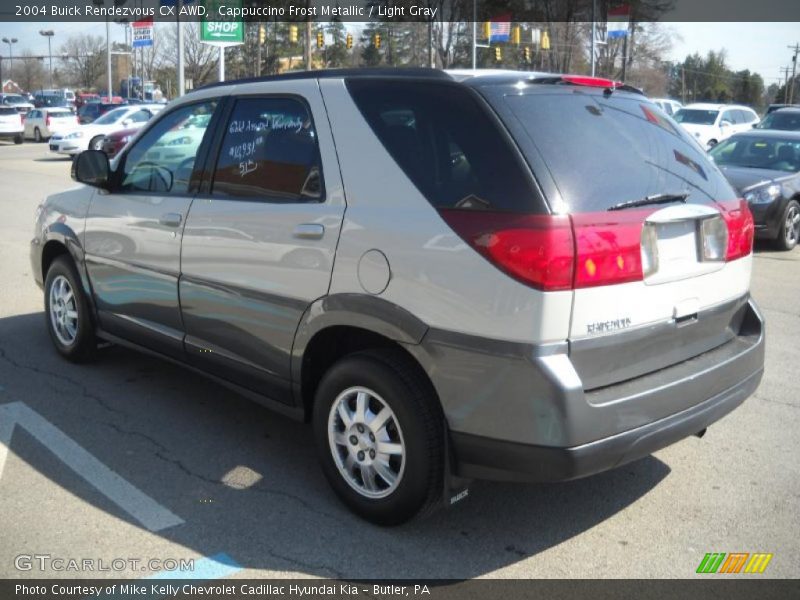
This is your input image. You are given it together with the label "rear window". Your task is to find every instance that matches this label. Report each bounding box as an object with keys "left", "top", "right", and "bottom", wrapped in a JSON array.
[
  {"left": 347, "top": 80, "right": 543, "bottom": 213},
  {"left": 758, "top": 111, "right": 800, "bottom": 131},
  {"left": 674, "top": 109, "right": 719, "bottom": 125},
  {"left": 502, "top": 91, "right": 735, "bottom": 212},
  {"left": 0, "top": 107, "right": 18, "bottom": 116}
]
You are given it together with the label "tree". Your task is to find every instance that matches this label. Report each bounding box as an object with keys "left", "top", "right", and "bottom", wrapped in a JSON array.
[
  {"left": 59, "top": 34, "right": 106, "bottom": 89},
  {"left": 161, "top": 22, "right": 218, "bottom": 88},
  {"left": 16, "top": 50, "right": 46, "bottom": 92}
]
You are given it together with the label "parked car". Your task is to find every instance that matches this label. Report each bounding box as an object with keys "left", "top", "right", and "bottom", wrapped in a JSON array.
[
  {"left": 710, "top": 130, "right": 800, "bottom": 250},
  {"left": 37, "top": 88, "right": 76, "bottom": 107},
  {"left": 50, "top": 104, "right": 163, "bottom": 156},
  {"left": 674, "top": 103, "right": 759, "bottom": 149},
  {"left": 32, "top": 69, "right": 764, "bottom": 525},
  {"left": 764, "top": 103, "right": 800, "bottom": 115},
  {"left": 755, "top": 107, "right": 800, "bottom": 132},
  {"left": 651, "top": 97, "right": 682, "bottom": 116},
  {"left": 24, "top": 108, "right": 79, "bottom": 142},
  {"left": 75, "top": 93, "right": 100, "bottom": 109},
  {"left": 0, "top": 93, "right": 35, "bottom": 117},
  {"left": 0, "top": 106, "right": 24, "bottom": 144},
  {"left": 100, "top": 126, "right": 139, "bottom": 158},
  {"left": 77, "top": 102, "right": 120, "bottom": 124},
  {"left": 33, "top": 94, "right": 76, "bottom": 112}
]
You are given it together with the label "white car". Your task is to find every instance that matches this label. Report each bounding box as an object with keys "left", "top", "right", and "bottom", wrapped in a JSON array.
[
  {"left": 674, "top": 103, "right": 759, "bottom": 149},
  {"left": 651, "top": 98, "right": 683, "bottom": 116},
  {"left": 0, "top": 106, "right": 24, "bottom": 144},
  {"left": 24, "top": 108, "right": 78, "bottom": 142},
  {"left": 49, "top": 104, "right": 164, "bottom": 156}
]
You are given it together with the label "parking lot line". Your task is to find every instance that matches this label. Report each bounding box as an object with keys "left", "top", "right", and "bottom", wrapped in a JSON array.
[
  {"left": 0, "top": 401, "right": 184, "bottom": 532},
  {"left": 146, "top": 552, "right": 242, "bottom": 580}
]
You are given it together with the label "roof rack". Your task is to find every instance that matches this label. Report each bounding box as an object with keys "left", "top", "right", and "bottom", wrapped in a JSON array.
[{"left": 195, "top": 67, "right": 451, "bottom": 92}]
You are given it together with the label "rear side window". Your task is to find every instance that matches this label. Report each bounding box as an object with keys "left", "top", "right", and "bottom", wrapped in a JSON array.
[
  {"left": 502, "top": 91, "right": 736, "bottom": 212},
  {"left": 212, "top": 97, "right": 323, "bottom": 202},
  {"left": 347, "top": 80, "right": 542, "bottom": 212}
]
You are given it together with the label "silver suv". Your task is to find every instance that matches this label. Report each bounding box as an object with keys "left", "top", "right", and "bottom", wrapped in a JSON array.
[{"left": 31, "top": 69, "right": 765, "bottom": 525}]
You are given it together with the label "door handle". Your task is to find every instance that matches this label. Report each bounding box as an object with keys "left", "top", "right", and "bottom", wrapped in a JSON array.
[
  {"left": 292, "top": 223, "right": 325, "bottom": 240},
  {"left": 159, "top": 213, "right": 182, "bottom": 228}
]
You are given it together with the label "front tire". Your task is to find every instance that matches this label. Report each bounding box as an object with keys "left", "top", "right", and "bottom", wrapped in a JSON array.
[
  {"left": 312, "top": 349, "right": 443, "bottom": 526},
  {"left": 89, "top": 135, "right": 104, "bottom": 151},
  {"left": 44, "top": 256, "right": 96, "bottom": 362},
  {"left": 775, "top": 200, "right": 800, "bottom": 251}
]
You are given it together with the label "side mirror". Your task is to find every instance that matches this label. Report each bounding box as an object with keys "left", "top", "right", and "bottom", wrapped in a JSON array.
[
  {"left": 71, "top": 150, "right": 110, "bottom": 189},
  {"left": 720, "top": 120, "right": 732, "bottom": 128},
  {"left": 122, "top": 118, "right": 132, "bottom": 126},
  {"left": 752, "top": 123, "right": 759, "bottom": 128}
]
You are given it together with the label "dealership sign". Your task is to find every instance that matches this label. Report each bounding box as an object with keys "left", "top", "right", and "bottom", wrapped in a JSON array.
[
  {"left": 132, "top": 18, "right": 153, "bottom": 48},
  {"left": 201, "top": 0, "right": 244, "bottom": 46}
]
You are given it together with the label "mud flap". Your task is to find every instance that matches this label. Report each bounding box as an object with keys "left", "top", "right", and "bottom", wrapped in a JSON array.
[{"left": 443, "top": 422, "right": 471, "bottom": 508}]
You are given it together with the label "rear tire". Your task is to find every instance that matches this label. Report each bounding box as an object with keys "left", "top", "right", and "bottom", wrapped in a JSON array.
[
  {"left": 14, "top": 134, "right": 23, "bottom": 145},
  {"left": 34, "top": 127, "right": 42, "bottom": 143},
  {"left": 44, "top": 256, "right": 96, "bottom": 362},
  {"left": 775, "top": 200, "right": 800, "bottom": 251},
  {"left": 312, "top": 349, "right": 443, "bottom": 526}
]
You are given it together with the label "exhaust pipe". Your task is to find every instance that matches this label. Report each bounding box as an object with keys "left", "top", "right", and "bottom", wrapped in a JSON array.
[{"left": 694, "top": 428, "right": 707, "bottom": 438}]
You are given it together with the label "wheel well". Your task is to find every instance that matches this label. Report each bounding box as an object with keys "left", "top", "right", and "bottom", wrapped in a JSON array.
[
  {"left": 300, "top": 326, "right": 436, "bottom": 420},
  {"left": 41, "top": 240, "right": 71, "bottom": 277}
]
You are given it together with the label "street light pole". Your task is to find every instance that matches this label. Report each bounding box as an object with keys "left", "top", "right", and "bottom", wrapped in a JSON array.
[
  {"left": 2, "top": 37, "right": 18, "bottom": 83},
  {"left": 39, "top": 30, "right": 54, "bottom": 88}
]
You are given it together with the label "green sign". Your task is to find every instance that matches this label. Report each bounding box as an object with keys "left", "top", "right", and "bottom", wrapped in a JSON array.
[{"left": 201, "top": 0, "right": 244, "bottom": 46}]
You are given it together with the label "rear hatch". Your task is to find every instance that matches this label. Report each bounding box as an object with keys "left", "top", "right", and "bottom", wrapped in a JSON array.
[
  {"left": 0, "top": 107, "right": 22, "bottom": 132},
  {"left": 478, "top": 80, "right": 753, "bottom": 389}
]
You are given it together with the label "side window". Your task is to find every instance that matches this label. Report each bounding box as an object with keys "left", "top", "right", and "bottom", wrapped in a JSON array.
[
  {"left": 128, "top": 109, "right": 152, "bottom": 124},
  {"left": 347, "top": 80, "right": 541, "bottom": 212},
  {"left": 212, "top": 97, "right": 323, "bottom": 202},
  {"left": 120, "top": 101, "right": 217, "bottom": 196},
  {"left": 733, "top": 110, "right": 748, "bottom": 124},
  {"left": 721, "top": 110, "right": 736, "bottom": 124}
]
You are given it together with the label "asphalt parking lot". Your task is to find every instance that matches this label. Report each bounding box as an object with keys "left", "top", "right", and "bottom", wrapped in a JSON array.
[{"left": 0, "top": 140, "right": 798, "bottom": 580}]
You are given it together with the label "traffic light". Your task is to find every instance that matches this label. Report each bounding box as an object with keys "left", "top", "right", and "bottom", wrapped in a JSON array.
[
  {"left": 494, "top": 46, "right": 502, "bottom": 61},
  {"left": 524, "top": 46, "right": 531, "bottom": 62},
  {"left": 374, "top": 33, "right": 381, "bottom": 49},
  {"left": 346, "top": 33, "right": 353, "bottom": 49},
  {"left": 258, "top": 24, "right": 265, "bottom": 45},
  {"left": 512, "top": 26, "right": 520, "bottom": 45},
  {"left": 289, "top": 25, "right": 298, "bottom": 43},
  {"left": 541, "top": 30, "right": 550, "bottom": 50},
  {"left": 316, "top": 31, "right": 324, "bottom": 49}
]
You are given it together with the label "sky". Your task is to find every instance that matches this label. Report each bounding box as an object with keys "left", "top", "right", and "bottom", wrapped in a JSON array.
[{"left": 1, "top": 21, "right": 797, "bottom": 87}]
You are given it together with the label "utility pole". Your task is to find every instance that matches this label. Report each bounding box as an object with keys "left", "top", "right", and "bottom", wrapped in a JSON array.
[
  {"left": 788, "top": 43, "right": 800, "bottom": 104},
  {"left": 590, "top": 0, "right": 596, "bottom": 77},
  {"left": 681, "top": 65, "right": 686, "bottom": 104},
  {"left": 177, "top": 0, "right": 185, "bottom": 96},
  {"left": 781, "top": 66, "right": 791, "bottom": 103},
  {"left": 304, "top": 20, "right": 312, "bottom": 70}
]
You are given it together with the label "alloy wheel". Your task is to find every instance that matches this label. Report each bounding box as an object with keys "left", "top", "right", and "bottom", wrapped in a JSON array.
[
  {"left": 786, "top": 204, "right": 800, "bottom": 247},
  {"left": 49, "top": 275, "right": 78, "bottom": 346},
  {"left": 327, "top": 386, "right": 406, "bottom": 499}
]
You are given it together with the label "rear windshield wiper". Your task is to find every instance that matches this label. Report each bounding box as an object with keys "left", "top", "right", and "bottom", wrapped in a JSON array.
[{"left": 607, "top": 192, "right": 689, "bottom": 211}]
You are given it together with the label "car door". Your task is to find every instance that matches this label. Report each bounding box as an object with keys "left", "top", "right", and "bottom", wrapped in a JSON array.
[
  {"left": 24, "top": 110, "right": 38, "bottom": 137},
  {"left": 179, "top": 82, "right": 345, "bottom": 403},
  {"left": 83, "top": 99, "right": 220, "bottom": 358}
]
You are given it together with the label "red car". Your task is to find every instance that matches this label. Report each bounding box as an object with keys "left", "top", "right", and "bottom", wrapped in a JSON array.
[{"left": 100, "top": 126, "right": 138, "bottom": 157}]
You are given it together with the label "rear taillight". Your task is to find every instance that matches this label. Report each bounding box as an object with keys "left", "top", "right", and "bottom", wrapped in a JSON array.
[
  {"left": 441, "top": 201, "right": 750, "bottom": 292},
  {"left": 438, "top": 210, "right": 574, "bottom": 291},
  {"left": 571, "top": 211, "right": 650, "bottom": 288},
  {"left": 46, "top": 115, "right": 51, "bottom": 126},
  {"left": 718, "top": 199, "right": 754, "bottom": 261}
]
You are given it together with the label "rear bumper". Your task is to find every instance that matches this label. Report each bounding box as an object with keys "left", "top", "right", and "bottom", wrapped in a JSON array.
[
  {"left": 413, "top": 297, "right": 765, "bottom": 483},
  {"left": 452, "top": 367, "right": 762, "bottom": 482}
]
